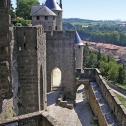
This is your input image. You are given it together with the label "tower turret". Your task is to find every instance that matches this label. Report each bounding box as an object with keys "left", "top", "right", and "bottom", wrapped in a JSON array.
[
  {"left": 75, "top": 31, "right": 84, "bottom": 71},
  {"left": 45, "top": 0, "right": 63, "bottom": 30},
  {"left": 59, "top": 0, "right": 62, "bottom": 9}
]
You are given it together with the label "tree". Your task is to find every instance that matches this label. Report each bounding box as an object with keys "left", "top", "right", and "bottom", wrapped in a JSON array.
[
  {"left": 107, "top": 62, "right": 119, "bottom": 82},
  {"left": 9, "top": 3, "right": 16, "bottom": 19},
  {"left": 118, "top": 66, "right": 126, "bottom": 84},
  {"left": 16, "top": 0, "right": 40, "bottom": 19}
]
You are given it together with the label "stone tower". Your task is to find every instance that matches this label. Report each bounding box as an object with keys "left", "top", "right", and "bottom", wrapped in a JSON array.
[
  {"left": 0, "top": 0, "right": 12, "bottom": 111},
  {"left": 45, "top": 0, "right": 63, "bottom": 30},
  {"left": 75, "top": 31, "right": 84, "bottom": 71},
  {"left": 31, "top": 0, "right": 79, "bottom": 100},
  {"left": 46, "top": 31, "right": 76, "bottom": 100},
  {"left": 31, "top": 5, "right": 57, "bottom": 31},
  {"left": 15, "top": 26, "right": 47, "bottom": 115}
]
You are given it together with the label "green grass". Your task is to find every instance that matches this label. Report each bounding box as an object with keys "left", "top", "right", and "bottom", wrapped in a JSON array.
[
  {"left": 115, "top": 93, "right": 126, "bottom": 107},
  {"left": 116, "top": 84, "right": 126, "bottom": 90}
]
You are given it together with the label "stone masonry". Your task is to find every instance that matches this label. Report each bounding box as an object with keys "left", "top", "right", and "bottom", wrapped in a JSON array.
[
  {"left": 46, "top": 30, "right": 76, "bottom": 100},
  {"left": 14, "top": 26, "right": 47, "bottom": 115},
  {"left": 0, "top": 0, "right": 12, "bottom": 114},
  {"left": 0, "top": 0, "right": 126, "bottom": 125}
]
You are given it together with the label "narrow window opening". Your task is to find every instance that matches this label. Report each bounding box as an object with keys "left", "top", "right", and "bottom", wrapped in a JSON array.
[
  {"left": 55, "top": 26, "right": 57, "bottom": 30},
  {"left": 45, "top": 16, "right": 48, "bottom": 20},
  {"left": 53, "top": 16, "right": 55, "bottom": 20},
  {"left": 36, "top": 16, "right": 40, "bottom": 20},
  {"left": 24, "top": 32, "right": 26, "bottom": 49},
  {"left": 24, "top": 43, "right": 26, "bottom": 49}
]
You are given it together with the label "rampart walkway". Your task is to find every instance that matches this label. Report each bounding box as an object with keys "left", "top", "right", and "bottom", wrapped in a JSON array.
[{"left": 47, "top": 85, "right": 97, "bottom": 126}]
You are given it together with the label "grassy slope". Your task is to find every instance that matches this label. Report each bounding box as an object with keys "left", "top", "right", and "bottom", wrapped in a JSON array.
[{"left": 115, "top": 93, "right": 126, "bottom": 107}]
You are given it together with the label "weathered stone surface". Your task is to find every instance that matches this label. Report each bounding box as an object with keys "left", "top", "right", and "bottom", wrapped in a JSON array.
[
  {"left": 0, "top": 0, "right": 13, "bottom": 120},
  {"left": 46, "top": 30, "right": 76, "bottom": 100},
  {"left": 14, "top": 26, "right": 47, "bottom": 115}
]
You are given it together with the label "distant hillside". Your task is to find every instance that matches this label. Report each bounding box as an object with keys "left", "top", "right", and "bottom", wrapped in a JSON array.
[
  {"left": 63, "top": 18, "right": 94, "bottom": 23},
  {"left": 63, "top": 18, "right": 119, "bottom": 26},
  {"left": 62, "top": 19, "right": 126, "bottom": 46}
]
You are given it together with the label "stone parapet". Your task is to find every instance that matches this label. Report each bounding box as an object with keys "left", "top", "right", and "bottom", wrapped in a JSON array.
[
  {"left": 94, "top": 68, "right": 126, "bottom": 126},
  {"left": 0, "top": 111, "right": 61, "bottom": 126}
]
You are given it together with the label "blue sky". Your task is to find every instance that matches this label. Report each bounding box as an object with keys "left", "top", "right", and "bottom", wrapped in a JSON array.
[{"left": 12, "top": 0, "right": 126, "bottom": 20}]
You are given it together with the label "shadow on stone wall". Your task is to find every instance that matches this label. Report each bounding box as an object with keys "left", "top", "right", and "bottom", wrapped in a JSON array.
[{"left": 47, "top": 91, "right": 60, "bottom": 106}]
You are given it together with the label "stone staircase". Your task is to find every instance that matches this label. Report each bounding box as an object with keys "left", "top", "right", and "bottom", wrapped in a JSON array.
[{"left": 57, "top": 87, "right": 74, "bottom": 109}]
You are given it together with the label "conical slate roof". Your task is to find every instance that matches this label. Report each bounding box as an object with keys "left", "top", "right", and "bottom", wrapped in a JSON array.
[
  {"left": 45, "top": 0, "right": 62, "bottom": 11},
  {"left": 30, "top": 5, "right": 57, "bottom": 16},
  {"left": 75, "top": 31, "right": 84, "bottom": 45}
]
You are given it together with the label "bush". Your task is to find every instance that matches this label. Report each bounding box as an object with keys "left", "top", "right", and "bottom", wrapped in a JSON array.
[
  {"left": 15, "top": 23, "right": 22, "bottom": 26},
  {"left": 12, "top": 17, "right": 31, "bottom": 26}
]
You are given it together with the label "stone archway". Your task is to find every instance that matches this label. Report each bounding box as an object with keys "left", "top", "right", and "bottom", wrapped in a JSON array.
[
  {"left": 51, "top": 68, "right": 61, "bottom": 89},
  {"left": 76, "top": 84, "right": 87, "bottom": 103}
]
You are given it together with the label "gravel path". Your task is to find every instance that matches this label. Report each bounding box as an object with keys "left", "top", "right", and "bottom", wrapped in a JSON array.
[{"left": 47, "top": 85, "right": 97, "bottom": 126}]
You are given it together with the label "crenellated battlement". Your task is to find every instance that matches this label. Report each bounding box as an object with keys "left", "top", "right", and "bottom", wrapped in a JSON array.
[
  {"left": 14, "top": 25, "right": 45, "bottom": 52},
  {"left": 45, "top": 30, "right": 75, "bottom": 37}
]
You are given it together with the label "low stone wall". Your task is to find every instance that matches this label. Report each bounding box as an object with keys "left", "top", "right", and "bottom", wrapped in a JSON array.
[
  {"left": 106, "top": 80, "right": 126, "bottom": 96},
  {"left": 88, "top": 83, "right": 111, "bottom": 126},
  {"left": 57, "top": 87, "right": 73, "bottom": 109},
  {"left": 95, "top": 69, "right": 126, "bottom": 126},
  {"left": 0, "top": 111, "right": 61, "bottom": 126}
]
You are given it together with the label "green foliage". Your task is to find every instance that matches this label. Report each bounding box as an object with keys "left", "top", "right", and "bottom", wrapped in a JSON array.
[
  {"left": 115, "top": 93, "right": 126, "bottom": 107},
  {"left": 16, "top": 0, "right": 40, "bottom": 19},
  {"left": 107, "top": 62, "right": 119, "bottom": 82},
  {"left": 15, "top": 23, "right": 22, "bottom": 26},
  {"left": 13, "top": 17, "right": 31, "bottom": 26},
  {"left": 63, "top": 20, "right": 126, "bottom": 46},
  {"left": 118, "top": 66, "right": 126, "bottom": 84},
  {"left": 83, "top": 47, "right": 126, "bottom": 85},
  {"left": 9, "top": 7, "right": 16, "bottom": 19}
]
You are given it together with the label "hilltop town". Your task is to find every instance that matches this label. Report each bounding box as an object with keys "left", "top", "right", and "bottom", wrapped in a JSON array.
[{"left": 83, "top": 41, "right": 126, "bottom": 63}]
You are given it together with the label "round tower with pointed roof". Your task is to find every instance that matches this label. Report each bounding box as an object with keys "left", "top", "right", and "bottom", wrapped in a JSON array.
[
  {"left": 45, "top": 0, "right": 63, "bottom": 30},
  {"left": 75, "top": 31, "right": 84, "bottom": 71}
]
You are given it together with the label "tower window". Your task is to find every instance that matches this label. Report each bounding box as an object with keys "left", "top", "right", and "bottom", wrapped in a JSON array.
[
  {"left": 53, "top": 16, "right": 55, "bottom": 20},
  {"left": 55, "top": 26, "right": 57, "bottom": 30},
  {"left": 45, "top": 16, "right": 48, "bottom": 20},
  {"left": 58, "top": 12, "right": 60, "bottom": 15},
  {"left": 36, "top": 16, "right": 40, "bottom": 20}
]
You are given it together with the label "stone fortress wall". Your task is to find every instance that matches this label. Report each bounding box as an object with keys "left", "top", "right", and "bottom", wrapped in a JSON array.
[
  {"left": 0, "top": 0, "right": 126, "bottom": 125},
  {"left": 1, "top": 68, "right": 126, "bottom": 126},
  {"left": 0, "top": 0, "right": 13, "bottom": 118},
  {"left": 13, "top": 26, "right": 47, "bottom": 115},
  {"left": 45, "top": 30, "right": 76, "bottom": 100},
  {"left": 76, "top": 68, "right": 126, "bottom": 126},
  {"left": 95, "top": 70, "right": 126, "bottom": 126}
]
